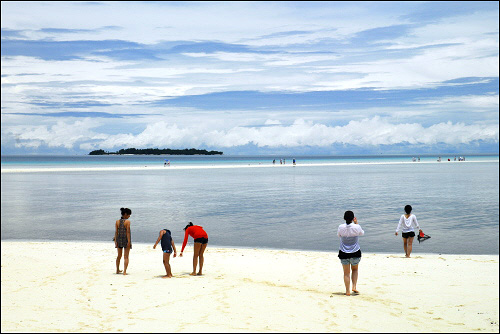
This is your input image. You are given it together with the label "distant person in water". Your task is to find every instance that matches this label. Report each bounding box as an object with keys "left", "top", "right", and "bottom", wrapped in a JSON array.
[
  {"left": 395, "top": 205, "right": 422, "bottom": 258},
  {"left": 337, "top": 211, "right": 364, "bottom": 296},
  {"left": 153, "top": 228, "right": 177, "bottom": 278},
  {"left": 115, "top": 208, "right": 132, "bottom": 275},
  {"left": 180, "top": 222, "right": 208, "bottom": 276}
]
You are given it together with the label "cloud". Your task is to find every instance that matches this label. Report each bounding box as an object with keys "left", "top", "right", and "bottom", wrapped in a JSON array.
[
  {"left": 400, "top": 1, "right": 499, "bottom": 23},
  {"left": 1, "top": 2, "right": 498, "bottom": 155},
  {"left": 3, "top": 111, "right": 157, "bottom": 118},
  {"left": 151, "top": 78, "right": 499, "bottom": 111},
  {"left": 8, "top": 117, "right": 495, "bottom": 152},
  {"left": 1, "top": 28, "right": 27, "bottom": 39},
  {"left": 1, "top": 39, "right": 143, "bottom": 61},
  {"left": 4, "top": 119, "right": 107, "bottom": 149}
]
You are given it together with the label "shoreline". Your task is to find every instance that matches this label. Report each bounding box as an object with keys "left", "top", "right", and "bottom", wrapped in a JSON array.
[
  {"left": 2, "top": 159, "right": 498, "bottom": 173},
  {"left": 2, "top": 239, "right": 499, "bottom": 256},
  {"left": 2, "top": 241, "right": 498, "bottom": 332}
]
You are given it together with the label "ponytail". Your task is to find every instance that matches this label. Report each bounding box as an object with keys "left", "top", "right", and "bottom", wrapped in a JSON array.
[
  {"left": 120, "top": 207, "right": 132, "bottom": 216},
  {"left": 344, "top": 210, "right": 354, "bottom": 224}
]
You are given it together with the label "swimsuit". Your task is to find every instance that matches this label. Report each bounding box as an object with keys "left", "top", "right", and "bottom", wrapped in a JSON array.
[
  {"left": 116, "top": 218, "right": 130, "bottom": 249},
  {"left": 160, "top": 229, "right": 173, "bottom": 253}
]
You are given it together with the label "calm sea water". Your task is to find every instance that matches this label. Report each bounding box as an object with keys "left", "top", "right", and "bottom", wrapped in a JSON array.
[{"left": 1, "top": 154, "right": 498, "bottom": 254}]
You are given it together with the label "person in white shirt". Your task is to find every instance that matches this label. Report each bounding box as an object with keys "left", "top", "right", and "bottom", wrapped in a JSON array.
[
  {"left": 337, "top": 210, "right": 364, "bottom": 296},
  {"left": 395, "top": 205, "right": 422, "bottom": 258}
]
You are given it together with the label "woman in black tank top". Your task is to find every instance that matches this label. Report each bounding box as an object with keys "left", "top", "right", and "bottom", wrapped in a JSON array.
[{"left": 115, "top": 208, "right": 132, "bottom": 275}]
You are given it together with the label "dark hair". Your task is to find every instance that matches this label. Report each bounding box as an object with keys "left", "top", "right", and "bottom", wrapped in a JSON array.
[
  {"left": 344, "top": 210, "right": 354, "bottom": 224},
  {"left": 120, "top": 207, "right": 132, "bottom": 216},
  {"left": 184, "top": 222, "right": 194, "bottom": 231},
  {"left": 404, "top": 205, "right": 412, "bottom": 214}
]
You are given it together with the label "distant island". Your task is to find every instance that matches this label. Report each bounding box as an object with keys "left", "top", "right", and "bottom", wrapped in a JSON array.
[{"left": 89, "top": 148, "right": 223, "bottom": 155}]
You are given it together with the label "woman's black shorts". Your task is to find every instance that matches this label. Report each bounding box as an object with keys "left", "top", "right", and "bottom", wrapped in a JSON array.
[
  {"left": 402, "top": 231, "right": 415, "bottom": 238},
  {"left": 194, "top": 237, "right": 208, "bottom": 244}
]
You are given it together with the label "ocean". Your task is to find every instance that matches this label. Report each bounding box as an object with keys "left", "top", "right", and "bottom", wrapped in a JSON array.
[{"left": 1, "top": 154, "right": 498, "bottom": 254}]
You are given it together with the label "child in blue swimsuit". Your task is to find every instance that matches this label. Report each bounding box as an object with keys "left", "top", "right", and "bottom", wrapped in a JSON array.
[{"left": 153, "top": 229, "right": 177, "bottom": 278}]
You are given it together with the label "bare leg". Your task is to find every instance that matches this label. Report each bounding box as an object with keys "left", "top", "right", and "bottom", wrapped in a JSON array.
[
  {"left": 351, "top": 264, "right": 359, "bottom": 293},
  {"left": 116, "top": 248, "right": 123, "bottom": 274},
  {"left": 403, "top": 238, "right": 408, "bottom": 257},
  {"left": 197, "top": 243, "right": 208, "bottom": 275},
  {"left": 162, "top": 252, "right": 172, "bottom": 278},
  {"left": 342, "top": 264, "right": 351, "bottom": 295},
  {"left": 123, "top": 247, "right": 130, "bottom": 275},
  {"left": 406, "top": 237, "right": 414, "bottom": 258},
  {"left": 191, "top": 243, "right": 201, "bottom": 275}
]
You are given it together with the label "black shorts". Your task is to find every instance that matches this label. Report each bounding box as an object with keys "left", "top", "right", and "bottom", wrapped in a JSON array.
[
  {"left": 402, "top": 231, "right": 415, "bottom": 238},
  {"left": 194, "top": 237, "right": 208, "bottom": 244}
]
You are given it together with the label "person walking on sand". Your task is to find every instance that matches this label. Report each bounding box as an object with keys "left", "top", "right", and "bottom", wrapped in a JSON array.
[
  {"left": 338, "top": 211, "right": 364, "bottom": 296},
  {"left": 180, "top": 222, "right": 208, "bottom": 276},
  {"left": 115, "top": 208, "right": 132, "bottom": 275},
  {"left": 395, "top": 205, "right": 422, "bottom": 258},
  {"left": 153, "top": 229, "right": 177, "bottom": 278}
]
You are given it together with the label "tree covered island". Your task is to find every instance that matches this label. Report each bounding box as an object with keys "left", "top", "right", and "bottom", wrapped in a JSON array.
[{"left": 89, "top": 148, "right": 223, "bottom": 155}]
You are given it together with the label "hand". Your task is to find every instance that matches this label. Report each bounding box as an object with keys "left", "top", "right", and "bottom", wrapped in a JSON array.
[
  {"left": 395, "top": 232, "right": 398, "bottom": 236},
  {"left": 179, "top": 252, "right": 183, "bottom": 257},
  {"left": 153, "top": 245, "right": 156, "bottom": 249},
  {"left": 353, "top": 217, "right": 358, "bottom": 224},
  {"left": 173, "top": 252, "right": 177, "bottom": 258}
]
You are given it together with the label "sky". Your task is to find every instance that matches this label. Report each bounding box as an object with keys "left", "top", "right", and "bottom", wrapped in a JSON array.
[{"left": 1, "top": 1, "right": 498, "bottom": 155}]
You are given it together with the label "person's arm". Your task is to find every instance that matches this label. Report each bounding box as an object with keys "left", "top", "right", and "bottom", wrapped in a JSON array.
[
  {"left": 413, "top": 215, "right": 422, "bottom": 232},
  {"left": 395, "top": 216, "right": 403, "bottom": 235},
  {"left": 153, "top": 230, "right": 165, "bottom": 249},
  {"left": 171, "top": 239, "right": 177, "bottom": 257},
  {"left": 114, "top": 220, "right": 118, "bottom": 247},
  {"left": 180, "top": 229, "right": 189, "bottom": 256},
  {"left": 126, "top": 221, "right": 131, "bottom": 248},
  {"left": 355, "top": 219, "right": 365, "bottom": 236}
]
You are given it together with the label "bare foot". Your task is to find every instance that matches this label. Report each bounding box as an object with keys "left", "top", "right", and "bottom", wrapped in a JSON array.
[
  {"left": 352, "top": 289, "right": 359, "bottom": 294},
  {"left": 345, "top": 292, "right": 351, "bottom": 296},
  {"left": 162, "top": 275, "right": 171, "bottom": 279},
  {"left": 116, "top": 270, "right": 123, "bottom": 274},
  {"left": 190, "top": 272, "right": 197, "bottom": 276},
  {"left": 123, "top": 272, "right": 127, "bottom": 275},
  {"left": 197, "top": 272, "right": 203, "bottom": 276}
]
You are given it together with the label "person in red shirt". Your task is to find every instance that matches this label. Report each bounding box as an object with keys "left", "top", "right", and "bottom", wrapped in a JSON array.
[{"left": 180, "top": 222, "right": 208, "bottom": 276}]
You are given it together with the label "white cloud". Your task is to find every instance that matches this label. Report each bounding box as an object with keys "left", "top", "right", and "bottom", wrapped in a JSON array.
[
  {"left": 3, "top": 116, "right": 498, "bottom": 153},
  {"left": 1, "top": 2, "right": 498, "bottom": 154},
  {"left": 409, "top": 94, "right": 499, "bottom": 111},
  {"left": 5, "top": 119, "right": 107, "bottom": 149}
]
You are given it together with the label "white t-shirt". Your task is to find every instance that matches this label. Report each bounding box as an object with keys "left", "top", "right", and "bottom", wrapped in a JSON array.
[
  {"left": 395, "top": 214, "right": 420, "bottom": 233},
  {"left": 337, "top": 223, "right": 364, "bottom": 253}
]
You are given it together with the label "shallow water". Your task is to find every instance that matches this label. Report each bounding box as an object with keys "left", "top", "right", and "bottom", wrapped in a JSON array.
[{"left": 1, "top": 155, "right": 498, "bottom": 254}]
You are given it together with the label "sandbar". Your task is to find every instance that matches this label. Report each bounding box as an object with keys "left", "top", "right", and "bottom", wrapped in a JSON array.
[{"left": 1, "top": 159, "right": 498, "bottom": 173}]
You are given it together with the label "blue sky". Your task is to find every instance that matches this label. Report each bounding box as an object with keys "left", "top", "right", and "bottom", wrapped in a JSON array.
[{"left": 1, "top": 1, "right": 498, "bottom": 155}]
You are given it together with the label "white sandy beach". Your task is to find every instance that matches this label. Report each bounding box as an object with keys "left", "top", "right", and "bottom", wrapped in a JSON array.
[
  {"left": 1, "top": 241, "right": 498, "bottom": 332},
  {"left": 1, "top": 159, "right": 498, "bottom": 173}
]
